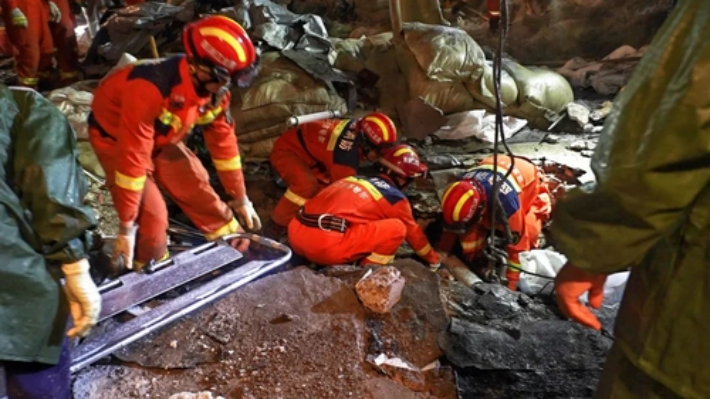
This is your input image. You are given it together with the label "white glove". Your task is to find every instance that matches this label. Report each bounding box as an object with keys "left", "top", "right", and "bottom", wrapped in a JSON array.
[
  {"left": 48, "top": 1, "right": 62, "bottom": 23},
  {"left": 429, "top": 263, "right": 441, "bottom": 272},
  {"left": 229, "top": 198, "right": 262, "bottom": 231},
  {"left": 113, "top": 224, "right": 138, "bottom": 270},
  {"left": 10, "top": 8, "right": 28, "bottom": 27},
  {"left": 62, "top": 259, "right": 101, "bottom": 338}
]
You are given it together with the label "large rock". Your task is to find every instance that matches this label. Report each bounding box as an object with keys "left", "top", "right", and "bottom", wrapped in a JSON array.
[
  {"left": 439, "top": 281, "right": 619, "bottom": 398},
  {"left": 372, "top": 260, "right": 450, "bottom": 368}
]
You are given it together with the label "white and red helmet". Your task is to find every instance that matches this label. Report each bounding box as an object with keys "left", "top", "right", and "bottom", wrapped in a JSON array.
[
  {"left": 183, "top": 15, "right": 259, "bottom": 86},
  {"left": 440, "top": 179, "right": 487, "bottom": 226},
  {"left": 358, "top": 112, "right": 398, "bottom": 148},
  {"left": 378, "top": 144, "right": 428, "bottom": 179}
]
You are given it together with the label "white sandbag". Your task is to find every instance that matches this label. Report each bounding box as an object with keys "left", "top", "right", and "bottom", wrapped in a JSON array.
[
  {"left": 231, "top": 52, "right": 347, "bottom": 135},
  {"left": 395, "top": 44, "right": 477, "bottom": 114},
  {"left": 519, "top": 249, "right": 630, "bottom": 299},
  {"left": 239, "top": 136, "right": 278, "bottom": 160},
  {"left": 466, "top": 62, "right": 519, "bottom": 109},
  {"left": 48, "top": 87, "right": 94, "bottom": 140},
  {"left": 401, "top": 22, "right": 486, "bottom": 82},
  {"left": 433, "top": 109, "right": 527, "bottom": 142}
]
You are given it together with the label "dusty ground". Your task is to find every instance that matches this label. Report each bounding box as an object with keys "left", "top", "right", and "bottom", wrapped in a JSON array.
[{"left": 73, "top": 261, "right": 458, "bottom": 399}]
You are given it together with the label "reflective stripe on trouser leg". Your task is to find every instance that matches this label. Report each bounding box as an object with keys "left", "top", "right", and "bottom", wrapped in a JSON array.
[
  {"left": 5, "top": 0, "right": 54, "bottom": 88},
  {"left": 270, "top": 148, "right": 322, "bottom": 227},
  {"left": 89, "top": 133, "right": 169, "bottom": 263}
]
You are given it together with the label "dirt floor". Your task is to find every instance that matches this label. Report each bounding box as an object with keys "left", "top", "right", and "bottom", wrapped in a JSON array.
[{"left": 72, "top": 261, "right": 459, "bottom": 399}]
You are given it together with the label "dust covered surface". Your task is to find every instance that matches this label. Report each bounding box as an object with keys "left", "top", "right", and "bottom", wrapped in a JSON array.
[{"left": 73, "top": 266, "right": 456, "bottom": 398}]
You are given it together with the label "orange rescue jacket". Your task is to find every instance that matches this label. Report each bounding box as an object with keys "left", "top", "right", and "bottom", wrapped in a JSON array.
[
  {"left": 90, "top": 55, "right": 245, "bottom": 223},
  {"left": 273, "top": 119, "right": 364, "bottom": 184},
  {"left": 440, "top": 156, "right": 546, "bottom": 267},
  {"left": 303, "top": 175, "right": 440, "bottom": 265}
]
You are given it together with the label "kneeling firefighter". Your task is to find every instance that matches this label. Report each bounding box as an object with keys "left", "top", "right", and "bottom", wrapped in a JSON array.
[
  {"left": 288, "top": 144, "right": 440, "bottom": 268},
  {"left": 0, "top": 85, "right": 100, "bottom": 398},
  {"left": 437, "top": 155, "right": 553, "bottom": 290},
  {"left": 266, "top": 112, "right": 399, "bottom": 238},
  {"left": 88, "top": 15, "right": 262, "bottom": 271}
]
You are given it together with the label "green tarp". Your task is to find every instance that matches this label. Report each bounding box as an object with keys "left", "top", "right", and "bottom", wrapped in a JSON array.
[{"left": 0, "top": 85, "right": 96, "bottom": 364}]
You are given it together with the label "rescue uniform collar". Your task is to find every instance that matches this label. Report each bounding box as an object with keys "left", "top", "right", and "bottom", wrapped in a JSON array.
[{"left": 178, "top": 56, "right": 210, "bottom": 101}]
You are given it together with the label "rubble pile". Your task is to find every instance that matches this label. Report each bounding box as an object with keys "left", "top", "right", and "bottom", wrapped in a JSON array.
[
  {"left": 440, "top": 281, "right": 620, "bottom": 398},
  {"left": 72, "top": 263, "right": 457, "bottom": 398}
]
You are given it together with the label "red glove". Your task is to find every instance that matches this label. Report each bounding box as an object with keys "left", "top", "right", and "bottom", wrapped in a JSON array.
[{"left": 554, "top": 263, "right": 607, "bottom": 330}]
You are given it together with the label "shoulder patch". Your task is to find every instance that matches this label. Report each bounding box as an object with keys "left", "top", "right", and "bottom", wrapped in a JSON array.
[
  {"left": 332, "top": 120, "right": 360, "bottom": 170},
  {"left": 367, "top": 177, "right": 406, "bottom": 205},
  {"left": 127, "top": 56, "right": 183, "bottom": 98},
  {"left": 464, "top": 169, "right": 521, "bottom": 221}
]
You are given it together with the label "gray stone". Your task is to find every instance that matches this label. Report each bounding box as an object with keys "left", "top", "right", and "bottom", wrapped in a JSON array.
[
  {"left": 567, "top": 102, "right": 591, "bottom": 127},
  {"left": 439, "top": 280, "right": 618, "bottom": 398}
]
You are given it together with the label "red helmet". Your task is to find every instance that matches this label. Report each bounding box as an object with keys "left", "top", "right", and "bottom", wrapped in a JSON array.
[
  {"left": 359, "top": 112, "right": 398, "bottom": 148},
  {"left": 378, "top": 144, "right": 428, "bottom": 178},
  {"left": 183, "top": 16, "right": 257, "bottom": 80},
  {"left": 440, "top": 179, "right": 486, "bottom": 225}
]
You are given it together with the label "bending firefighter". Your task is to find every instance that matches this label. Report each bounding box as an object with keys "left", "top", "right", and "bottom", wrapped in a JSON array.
[
  {"left": 551, "top": 1, "right": 710, "bottom": 397},
  {"left": 88, "top": 15, "right": 262, "bottom": 270},
  {"left": 266, "top": 112, "right": 398, "bottom": 238},
  {"left": 438, "top": 155, "right": 552, "bottom": 290},
  {"left": 288, "top": 144, "right": 440, "bottom": 268},
  {"left": 0, "top": 85, "right": 100, "bottom": 398}
]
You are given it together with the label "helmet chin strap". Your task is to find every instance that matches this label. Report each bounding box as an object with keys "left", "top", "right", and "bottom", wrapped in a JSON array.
[{"left": 188, "top": 59, "right": 231, "bottom": 98}]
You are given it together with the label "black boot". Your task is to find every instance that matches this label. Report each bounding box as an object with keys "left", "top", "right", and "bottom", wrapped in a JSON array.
[{"left": 263, "top": 219, "right": 287, "bottom": 241}]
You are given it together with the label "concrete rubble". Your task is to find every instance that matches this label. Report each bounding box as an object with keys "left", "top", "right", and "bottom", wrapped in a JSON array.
[{"left": 355, "top": 266, "right": 406, "bottom": 314}]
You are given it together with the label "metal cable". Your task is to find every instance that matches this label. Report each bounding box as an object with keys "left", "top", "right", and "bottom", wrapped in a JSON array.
[{"left": 487, "top": 0, "right": 517, "bottom": 269}]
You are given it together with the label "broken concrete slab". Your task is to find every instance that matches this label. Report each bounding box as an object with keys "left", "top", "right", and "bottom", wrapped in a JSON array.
[
  {"left": 439, "top": 280, "right": 618, "bottom": 398},
  {"left": 567, "top": 102, "right": 591, "bottom": 127},
  {"left": 355, "top": 266, "right": 406, "bottom": 314},
  {"left": 371, "top": 260, "right": 449, "bottom": 369},
  {"left": 74, "top": 266, "right": 456, "bottom": 398}
]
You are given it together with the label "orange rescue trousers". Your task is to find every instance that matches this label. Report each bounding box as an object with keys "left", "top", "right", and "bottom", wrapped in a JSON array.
[
  {"left": 288, "top": 218, "right": 407, "bottom": 266},
  {"left": 1, "top": 0, "right": 53, "bottom": 88},
  {"left": 90, "top": 130, "right": 235, "bottom": 263},
  {"left": 270, "top": 148, "right": 327, "bottom": 227}
]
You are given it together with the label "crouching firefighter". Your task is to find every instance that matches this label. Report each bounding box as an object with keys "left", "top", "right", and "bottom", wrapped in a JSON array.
[
  {"left": 0, "top": 85, "right": 100, "bottom": 398},
  {"left": 88, "top": 15, "right": 262, "bottom": 271},
  {"left": 288, "top": 144, "right": 441, "bottom": 268},
  {"left": 437, "top": 155, "right": 553, "bottom": 290},
  {"left": 265, "top": 112, "right": 399, "bottom": 239}
]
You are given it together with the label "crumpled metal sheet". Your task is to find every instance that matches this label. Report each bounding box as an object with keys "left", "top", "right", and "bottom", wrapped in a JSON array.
[
  {"left": 249, "top": 0, "right": 331, "bottom": 53},
  {"left": 98, "top": 2, "right": 189, "bottom": 62}
]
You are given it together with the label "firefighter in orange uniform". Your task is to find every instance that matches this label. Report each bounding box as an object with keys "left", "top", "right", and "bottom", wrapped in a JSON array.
[
  {"left": 88, "top": 16, "right": 262, "bottom": 270},
  {"left": 266, "top": 112, "right": 399, "bottom": 238},
  {"left": 47, "top": 0, "right": 80, "bottom": 85},
  {"left": 288, "top": 144, "right": 441, "bottom": 268},
  {"left": 438, "top": 155, "right": 552, "bottom": 289},
  {"left": 0, "top": 0, "right": 58, "bottom": 88}
]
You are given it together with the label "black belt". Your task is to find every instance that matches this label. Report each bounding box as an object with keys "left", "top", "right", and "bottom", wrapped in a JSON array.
[
  {"left": 88, "top": 112, "right": 117, "bottom": 141},
  {"left": 296, "top": 208, "right": 349, "bottom": 233}
]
